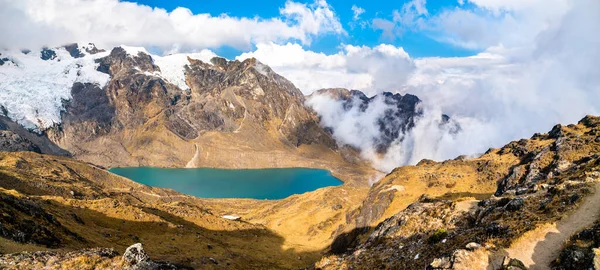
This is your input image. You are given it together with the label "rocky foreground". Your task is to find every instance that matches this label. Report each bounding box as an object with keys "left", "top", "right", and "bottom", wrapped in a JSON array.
[
  {"left": 317, "top": 115, "right": 600, "bottom": 270},
  {"left": 0, "top": 243, "right": 180, "bottom": 270}
]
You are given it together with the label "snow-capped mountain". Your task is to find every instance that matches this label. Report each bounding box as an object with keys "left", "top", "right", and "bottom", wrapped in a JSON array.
[{"left": 0, "top": 43, "right": 218, "bottom": 130}]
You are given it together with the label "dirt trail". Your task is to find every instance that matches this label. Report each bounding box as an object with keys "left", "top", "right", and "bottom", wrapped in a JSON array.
[
  {"left": 232, "top": 92, "right": 247, "bottom": 134},
  {"left": 506, "top": 181, "right": 600, "bottom": 269},
  {"left": 185, "top": 144, "right": 200, "bottom": 168}
]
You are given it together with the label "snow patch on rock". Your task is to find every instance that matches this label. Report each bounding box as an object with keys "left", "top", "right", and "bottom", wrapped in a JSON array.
[
  {"left": 119, "top": 46, "right": 216, "bottom": 91},
  {"left": 153, "top": 51, "right": 216, "bottom": 90},
  {"left": 120, "top": 45, "right": 149, "bottom": 56}
]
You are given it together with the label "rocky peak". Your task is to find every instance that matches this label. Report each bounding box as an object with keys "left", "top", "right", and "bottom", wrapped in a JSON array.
[
  {"left": 40, "top": 48, "right": 57, "bottom": 61},
  {"left": 312, "top": 88, "right": 425, "bottom": 153},
  {"left": 81, "top": 43, "right": 105, "bottom": 55},
  {"left": 179, "top": 56, "right": 335, "bottom": 147},
  {"left": 96, "top": 47, "right": 159, "bottom": 76},
  {"left": 63, "top": 43, "right": 84, "bottom": 58}
]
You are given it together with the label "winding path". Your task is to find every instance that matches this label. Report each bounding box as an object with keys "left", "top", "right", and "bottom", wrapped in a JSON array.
[
  {"left": 232, "top": 91, "right": 247, "bottom": 134},
  {"left": 506, "top": 181, "right": 600, "bottom": 269}
]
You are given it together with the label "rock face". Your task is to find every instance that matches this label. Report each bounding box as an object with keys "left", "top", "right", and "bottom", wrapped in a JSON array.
[
  {"left": 0, "top": 116, "right": 68, "bottom": 155},
  {"left": 123, "top": 243, "right": 150, "bottom": 265},
  {"left": 0, "top": 130, "right": 40, "bottom": 153}
]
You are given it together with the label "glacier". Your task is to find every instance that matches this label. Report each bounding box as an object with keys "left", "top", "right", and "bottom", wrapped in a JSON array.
[{"left": 0, "top": 45, "right": 110, "bottom": 130}]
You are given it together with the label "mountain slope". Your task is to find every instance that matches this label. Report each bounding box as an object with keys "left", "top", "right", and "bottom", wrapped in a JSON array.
[
  {"left": 0, "top": 151, "right": 370, "bottom": 269},
  {"left": 316, "top": 115, "right": 600, "bottom": 270},
  {"left": 1, "top": 114, "right": 600, "bottom": 269},
  {"left": 0, "top": 44, "right": 373, "bottom": 183}
]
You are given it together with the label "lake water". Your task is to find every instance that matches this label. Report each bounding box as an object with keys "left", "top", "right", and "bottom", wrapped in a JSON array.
[{"left": 108, "top": 167, "right": 343, "bottom": 200}]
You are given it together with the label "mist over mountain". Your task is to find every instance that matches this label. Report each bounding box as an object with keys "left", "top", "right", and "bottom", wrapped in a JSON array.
[{"left": 307, "top": 88, "right": 460, "bottom": 171}]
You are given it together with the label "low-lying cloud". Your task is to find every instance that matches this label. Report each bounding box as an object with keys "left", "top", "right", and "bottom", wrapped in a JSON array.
[{"left": 282, "top": 0, "right": 600, "bottom": 171}]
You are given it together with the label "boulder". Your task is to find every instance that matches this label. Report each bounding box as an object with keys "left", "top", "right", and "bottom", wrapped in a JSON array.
[
  {"left": 429, "top": 257, "right": 451, "bottom": 269},
  {"left": 465, "top": 242, "right": 482, "bottom": 251},
  {"left": 503, "top": 258, "right": 527, "bottom": 270},
  {"left": 123, "top": 243, "right": 149, "bottom": 265}
]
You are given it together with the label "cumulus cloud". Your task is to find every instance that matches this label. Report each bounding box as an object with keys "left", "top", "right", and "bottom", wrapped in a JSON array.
[
  {"left": 0, "top": 0, "right": 344, "bottom": 52},
  {"left": 370, "top": 0, "right": 569, "bottom": 50},
  {"left": 237, "top": 42, "right": 414, "bottom": 95}
]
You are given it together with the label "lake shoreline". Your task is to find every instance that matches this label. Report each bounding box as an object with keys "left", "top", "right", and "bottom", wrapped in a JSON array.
[{"left": 109, "top": 167, "right": 343, "bottom": 200}]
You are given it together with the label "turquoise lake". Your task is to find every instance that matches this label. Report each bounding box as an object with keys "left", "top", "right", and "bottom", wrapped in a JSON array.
[{"left": 108, "top": 167, "right": 343, "bottom": 200}]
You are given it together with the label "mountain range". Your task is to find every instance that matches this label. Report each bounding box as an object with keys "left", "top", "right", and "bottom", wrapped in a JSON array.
[{"left": 0, "top": 43, "right": 599, "bottom": 269}]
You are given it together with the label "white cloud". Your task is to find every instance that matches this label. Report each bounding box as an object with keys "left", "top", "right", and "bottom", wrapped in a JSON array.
[
  {"left": 466, "top": 0, "right": 551, "bottom": 11},
  {"left": 429, "top": 0, "right": 570, "bottom": 50},
  {"left": 351, "top": 5, "right": 365, "bottom": 20},
  {"left": 237, "top": 42, "right": 414, "bottom": 95},
  {"left": 0, "top": 0, "right": 344, "bottom": 53},
  {"left": 241, "top": 0, "right": 600, "bottom": 172},
  {"left": 371, "top": 0, "right": 429, "bottom": 39}
]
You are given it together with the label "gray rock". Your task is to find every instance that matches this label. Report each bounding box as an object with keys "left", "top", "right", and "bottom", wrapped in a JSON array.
[
  {"left": 429, "top": 256, "right": 451, "bottom": 269},
  {"left": 505, "top": 198, "right": 524, "bottom": 211},
  {"left": 121, "top": 243, "right": 178, "bottom": 270},
  {"left": 503, "top": 258, "right": 527, "bottom": 270},
  {"left": 465, "top": 242, "right": 482, "bottom": 250}
]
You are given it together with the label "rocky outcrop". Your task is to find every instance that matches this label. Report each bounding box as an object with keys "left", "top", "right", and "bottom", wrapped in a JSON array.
[
  {"left": 40, "top": 48, "right": 57, "bottom": 60},
  {"left": 551, "top": 220, "right": 600, "bottom": 269},
  {"left": 0, "top": 54, "right": 7, "bottom": 66},
  {"left": 0, "top": 116, "right": 69, "bottom": 155},
  {"left": 0, "top": 244, "right": 180, "bottom": 270},
  {"left": 63, "top": 43, "right": 85, "bottom": 58},
  {"left": 122, "top": 243, "right": 178, "bottom": 270},
  {"left": 317, "top": 115, "right": 600, "bottom": 270}
]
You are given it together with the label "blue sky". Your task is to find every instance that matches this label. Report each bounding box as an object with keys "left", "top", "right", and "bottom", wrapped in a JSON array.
[{"left": 128, "top": 0, "right": 478, "bottom": 59}]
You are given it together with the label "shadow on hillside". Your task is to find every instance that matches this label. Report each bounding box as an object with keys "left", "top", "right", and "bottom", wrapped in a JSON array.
[
  {"left": 329, "top": 227, "right": 373, "bottom": 255},
  {"left": 0, "top": 190, "right": 323, "bottom": 269}
]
